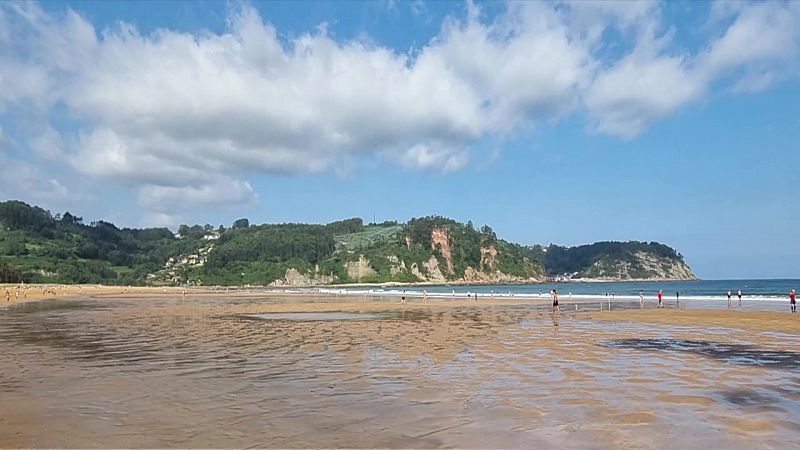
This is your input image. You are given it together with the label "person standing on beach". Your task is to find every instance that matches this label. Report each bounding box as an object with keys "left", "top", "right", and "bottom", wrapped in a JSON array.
[
  {"left": 657, "top": 290, "right": 663, "bottom": 308},
  {"left": 639, "top": 290, "right": 644, "bottom": 309},
  {"left": 552, "top": 289, "right": 559, "bottom": 313},
  {"left": 790, "top": 289, "right": 796, "bottom": 313},
  {"left": 401, "top": 290, "right": 406, "bottom": 304},
  {"left": 727, "top": 290, "right": 732, "bottom": 308},
  {"left": 422, "top": 289, "right": 428, "bottom": 303},
  {"left": 676, "top": 291, "right": 679, "bottom": 307},
  {"left": 738, "top": 289, "right": 742, "bottom": 306}
]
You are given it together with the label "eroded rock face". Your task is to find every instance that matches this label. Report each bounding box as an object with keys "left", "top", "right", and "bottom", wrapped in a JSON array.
[
  {"left": 271, "top": 268, "right": 336, "bottom": 286},
  {"left": 430, "top": 228, "right": 455, "bottom": 275},
  {"left": 388, "top": 255, "right": 407, "bottom": 276},
  {"left": 422, "top": 255, "right": 446, "bottom": 282},
  {"left": 345, "top": 255, "right": 377, "bottom": 281},
  {"left": 463, "top": 266, "right": 521, "bottom": 283},
  {"left": 480, "top": 245, "right": 498, "bottom": 272}
]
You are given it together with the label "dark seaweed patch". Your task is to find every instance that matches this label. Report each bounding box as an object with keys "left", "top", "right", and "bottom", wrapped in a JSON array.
[{"left": 605, "top": 339, "right": 800, "bottom": 370}]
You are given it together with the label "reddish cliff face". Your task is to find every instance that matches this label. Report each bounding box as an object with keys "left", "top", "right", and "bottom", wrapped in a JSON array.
[{"left": 430, "top": 227, "right": 455, "bottom": 275}]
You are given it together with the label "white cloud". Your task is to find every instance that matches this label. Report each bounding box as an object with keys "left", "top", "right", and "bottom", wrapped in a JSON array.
[
  {"left": 585, "top": 1, "right": 800, "bottom": 138},
  {"left": 137, "top": 177, "right": 257, "bottom": 213},
  {"left": 0, "top": 0, "right": 798, "bottom": 213},
  {"left": 141, "top": 212, "right": 183, "bottom": 229},
  {"left": 430, "top": 2, "right": 592, "bottom": 129},
  {"left": 29, "top": 125, "right": 64, "bottom": 160},
  {"left": 698, "top": 1, "right": 800, "bottom": 91},
  {"left": 0, "top": 154, "right": 69, "bottom": 201},
  {"left": 563, "top": 0, "right": 658, "bottom": 43},
  {"left": 585, "top": 27, "right": 705, "bottom": 138},
  {"left": 398, "top": 143, "right": 469, "bottom": 173}
]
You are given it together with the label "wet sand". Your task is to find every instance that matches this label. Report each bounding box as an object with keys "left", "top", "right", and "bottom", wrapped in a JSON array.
[
  {"left": 1, "top": 293, "right": 799, "bottom": 448},
  {"left": 589, "top": 309, "right": 800, "bottom": 335}
]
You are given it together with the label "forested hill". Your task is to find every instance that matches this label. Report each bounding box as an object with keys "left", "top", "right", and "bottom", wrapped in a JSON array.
[{"left": 0, "top": 200, "right": 695, "bottom": 285}]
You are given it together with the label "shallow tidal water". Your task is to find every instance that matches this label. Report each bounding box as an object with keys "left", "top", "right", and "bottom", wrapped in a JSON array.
[{"left": 2, "top": 296, "right": 800, "bottom": 448}]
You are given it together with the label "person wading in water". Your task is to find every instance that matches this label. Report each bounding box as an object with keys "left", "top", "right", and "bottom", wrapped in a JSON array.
[{"left": 551, "top": 289, "right": 560, "bottom": 313}]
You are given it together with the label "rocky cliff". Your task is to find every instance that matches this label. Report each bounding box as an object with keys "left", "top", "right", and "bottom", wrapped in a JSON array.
[
  {"left": 580, "top": 252, "right": 697, "bottom": 280},
  {"left": 270, "top": 226, "right": 545, "bottom": 285}
]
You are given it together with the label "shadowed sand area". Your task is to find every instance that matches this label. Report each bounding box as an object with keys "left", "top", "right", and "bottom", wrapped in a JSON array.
[{"left": 1, "top": 292, "right": 800, "bottom": 448}]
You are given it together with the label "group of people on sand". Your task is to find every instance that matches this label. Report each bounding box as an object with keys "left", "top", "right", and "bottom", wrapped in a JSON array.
[{"left": 3, "top": 285, "right": 28, "bottom": 302}]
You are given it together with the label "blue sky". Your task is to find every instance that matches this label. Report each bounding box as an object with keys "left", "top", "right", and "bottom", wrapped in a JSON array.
[{"left": 0, "top": 1, "right": 798, "bottom": 279}]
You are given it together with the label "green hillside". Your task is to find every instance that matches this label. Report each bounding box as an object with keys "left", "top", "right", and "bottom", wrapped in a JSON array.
[{"left": 0, "top": 200, "right": 695, "bottom": 285}]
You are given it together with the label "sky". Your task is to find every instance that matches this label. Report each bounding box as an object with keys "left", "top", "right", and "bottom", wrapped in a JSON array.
[{"left": 0, "top": 0, "right": 798, "bottom": 279}]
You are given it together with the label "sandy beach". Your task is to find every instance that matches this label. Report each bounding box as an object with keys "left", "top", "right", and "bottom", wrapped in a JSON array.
[{"left": 1, "top": 287, "right": 799, "bottom": 448}]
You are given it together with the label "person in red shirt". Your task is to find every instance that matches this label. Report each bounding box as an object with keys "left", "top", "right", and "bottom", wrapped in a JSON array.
[
  {"left": 657, "top": 289, "right": 663, "bottom": 308},
  {"left": 790, "top": 289, "right": 796, "bottom": 314}
]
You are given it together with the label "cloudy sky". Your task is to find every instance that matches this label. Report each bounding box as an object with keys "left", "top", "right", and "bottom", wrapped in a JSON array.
[{"left": 0, "top": 0, "right": 798, "bottom": 279}]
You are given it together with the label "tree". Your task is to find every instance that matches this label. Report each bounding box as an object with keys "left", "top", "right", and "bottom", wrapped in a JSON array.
[
  {"left": 233, "top": 218, "right": 249, "bottom": 229},
  {"left": 0, "top": 263, "right": 24, "bottom": 283}
]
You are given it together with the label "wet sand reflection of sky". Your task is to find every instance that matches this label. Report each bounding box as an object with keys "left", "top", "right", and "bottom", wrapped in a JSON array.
[{"left": 1, "top": 296, "right": 799, "bottom": 448}]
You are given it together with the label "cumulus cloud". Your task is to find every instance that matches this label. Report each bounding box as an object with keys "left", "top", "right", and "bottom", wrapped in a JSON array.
[
  {"left": 584, "top": 1, "right": 800, "bottom": 138},
  {"left": 0, "top": 153, "right": 69, "bottom": 201},
  {"left": 0, "top": 0, "right": 798, "bottom": 213},
  {"left": 141, "top": 212, "right": 183, "bottom": 229},
  {"left": 585, "top": 24, "right": 705, "bottom": 138},
  {"left": 137, "top": 177, "right": 257, "bottom": 213},
  {"left": 29, "top": 125, "right": 64, "bottom": 160},
  {"left": 398, "top": 143, "right": 469, "bottom": 173},
  {"left": 698, "top": 1, "right": 800, "bottom": 89}
]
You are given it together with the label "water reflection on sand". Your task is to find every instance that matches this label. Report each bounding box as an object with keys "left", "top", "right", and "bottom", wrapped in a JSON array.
[{"left": 1, "top": 296, "right": 799, "bottom": 448}]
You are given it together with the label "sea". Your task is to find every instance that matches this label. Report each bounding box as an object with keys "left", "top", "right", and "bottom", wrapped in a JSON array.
[{"left": 316, "top": 279, "right": 800, "bottom": 301}]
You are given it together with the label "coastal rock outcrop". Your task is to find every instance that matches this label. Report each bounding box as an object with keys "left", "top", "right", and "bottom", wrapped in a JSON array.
[
  {"left": 345, "top": 255, "right": 377, "bottom": 282},
  {"left": 581, "top": 252, "right": 697, "bottom": 280},
  {"left": 480, "top": 245, "right": 498, "bottom": 272},
  {"left": 271, "top": 267, "right": 336, "bottom": 286},
  {"left": 430, "top": 227, "right": 455, "bottom": 275}
]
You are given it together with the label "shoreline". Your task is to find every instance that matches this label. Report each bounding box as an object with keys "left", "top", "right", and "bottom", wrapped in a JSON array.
[
  {"left": 273, "top": 277, "right": 701, "bottom": 288},
  {"left": 2, "top": 282, "right": 793, "bottom": 309},
  {"left": 2, "top": 283, "right": 795, "bottom": 314}
]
